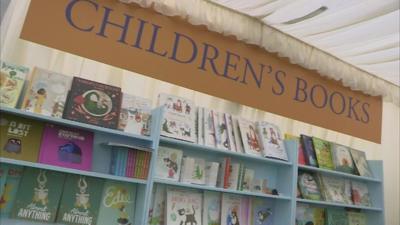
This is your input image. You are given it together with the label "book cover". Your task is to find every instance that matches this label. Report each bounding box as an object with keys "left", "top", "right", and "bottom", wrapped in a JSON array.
[
  {"left": 97, "top": 181, "right": 137, "bottom": 225},
  {"left": 166, "top": 188, "right": 202, "bottom": 225},
  {"left": 351, "top": 181, "right": 371, "bottom": 206},
  {"left": 232, "top": 117, "right": 244, "bottom": 153},
  {"left": 350, "top": 149, "right": 373, "bottom": 177},
  {"left": 298, "top": 173, "right": 322, "bottom": 201},
  {"left": 191, "top": 158, "right": 206, "bottom": 185},
  {"left": 238, "top": 119, "right": 262, "bottom": 156},
  {"left": 221, "top": 193, "right": 242, "bottom": 225},
  {"left": 347, "top": 212, "right": 366, "bottom": 225},
  {"left": 118, "top": 93, "right": 152, "bottom": 136},
  {"left": 203, "top": 191, "right": 221, "bottom": 225},
  {"left": 215, "top": 112, "right": 230, "bottom": 151},
  {"left": 155, "top": 147, "right": 183, "bottom": 181},
  {"left": 295, "top": 204, "right": 325, "bottom": 225},
  {"left": 205, "top": 162, "right": 219, "bottom": 187},
  {"left": 204, "top": 108, "right": 217, "bottom": 148},
  {"left": 331, "top": 143, "right": 355, "bottom": 174},
  {"left": 0, "top": 61, "right": 29, "bottom": 108},
  {"left": 0, "top": 165, "right": 23, "bottom": 217},
  {"left": 285, "top": 134, "right": 306, "bottom": 165},
  {"left": 241, "top": 168, "right": 254, "bottom": 192},
  {"left": 257, "top": 121, "right": 288, "bottom": 161},
  {"left": 240, "top": 197, "right": 250, "bottom": 225},
  {"left": 225, "top": 114, "right": 237, "bottom": 152},
  {"left": 56, "top": 175, "right": 104, "bottom": 225},
  {"left": 325, "top": 208, "right": 348, "bottom": 225},
  {"left": 22, "top": 67, "right": 72, "bottom": 118},
  {"left": 11, "top": 168, "right": 66, "bottom": 223},
  {"left": 227, "top": 163, "right": 240, "bottom": 190},
  {"left": 63, "top": 77, "right": 122, "bottom": 129},
  {"left": 149, "top": 184, "right": 166, "bottom": 225},
  {"left": 300, "top": 135, "right": 318, "bottom": 167},
  {"left": 312, "top": 137, "right": 334, "bottom": 170},
  {"left": 197, "top": 107, "right": 204, "bottom": 145},
  {"left": 0, "top": 113, "right": 44, "bottom": 162},
  {"left": 250, "top": 198, "right": 274, "bottom": 225},
  {"left": 158, "top": 94, "right": 196, "bottom": 142},
  {"left": 38, "top": 123, "right": 94, "bottom": 171},
  {"left": 319, "top": 175, "right": 346, "bottom": 203}
]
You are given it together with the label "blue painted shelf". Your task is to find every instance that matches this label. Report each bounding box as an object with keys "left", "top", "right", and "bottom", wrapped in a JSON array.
[{"left": 297, "top": 198, "right": 383, "bottom": 212}]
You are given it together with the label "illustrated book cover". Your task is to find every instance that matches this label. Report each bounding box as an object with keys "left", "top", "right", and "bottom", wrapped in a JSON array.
[
  {"left": 318, "top": 175, "right": 347, "bottom": 203},
  {"left": 0, "top": 61, "right": 29, "bottom": 108},
  {"left": 295, "top": 204, "right": 325, "bottom": 225},
  {"left": 203, "top": 191, "right": 221, "bottom": 225},
  {"left": 325, "top": 208, "right": 348, "bottom": 225},
  {"left": 250, "top": 198, "right": 274, "bottom": 225},
  {"left": 155, "top": 147, "right": 183, "bottom": 181},
  {"left": 312, "top": 137, "right": 334, "bottom": 170},
  {"left": 331, "top": 143, "right": 355, "bottom": 174},
  {"left": 203, "top": 108, "right": 217, "bottom": 148},
  {"left": 205, "top": 162, "right": 219, "bottom": 187},
  {"left": 118, "top": 93, "right": 152, "bottom": 136},
  {"left": 350, "top": 149, "right": 373, "bottom": 177},
  {"left": 285, "top": 134, "right": 306, "bottom": 165},
  {"left": 0, "top": 164, "right": 23, "bottom": 217},
  {"left": 165, "top": 188, "right": 202, "bottom": 225},
  {"left": 214, "top": 112, "right": 230, "bottom": 151},
  {"left": 238, "top": 119, "right": 262, "bottom": 156},
  {"left": 298, "top": 172, "right": 322, "bottom": 201},
  {"left": 257, "top": 121, "right": 288, "bottom": 161},
  {"left": 347, "top": 212, "right": 366, "bottom": 225},
  {"left": 148, "top": 184, "right": 166, "bottom": 225},
  {"left": 300, "top": 135, "right": 318, "bottom": 167},
  {"left": 225, "top": 114, "right": 237, "bottom": 152},
  {"left": 351, "top": 181, "right": 371, "bottom": 206}
]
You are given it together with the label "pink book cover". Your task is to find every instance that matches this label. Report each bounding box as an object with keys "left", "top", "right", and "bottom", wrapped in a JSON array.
[
  {"left": 39, "top": 124, "right": 94, "bottom": 171},
  {"left": 126, "top": 150, "right": 134, "bottom": 177}
]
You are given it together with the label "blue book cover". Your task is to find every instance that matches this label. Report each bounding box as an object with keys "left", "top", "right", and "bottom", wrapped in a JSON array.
[
  {"left": 300, "top": 135, "right": 318, "bottom": 167},
  {"left": 119, "top": 148, "right": 128, "bottom": 177},
  {"left": 250, "top": 198, "right": 274, "bottom": 225}
]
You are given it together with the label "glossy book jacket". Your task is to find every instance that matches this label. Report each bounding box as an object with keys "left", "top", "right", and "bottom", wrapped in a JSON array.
[{"left": 0, "top": 61, "right": 29, "bottom": 108}]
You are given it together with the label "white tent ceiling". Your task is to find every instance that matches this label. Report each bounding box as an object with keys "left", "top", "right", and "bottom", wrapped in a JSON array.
[{"left": 210, "top": 0, "right": 400, "bottom": 86}]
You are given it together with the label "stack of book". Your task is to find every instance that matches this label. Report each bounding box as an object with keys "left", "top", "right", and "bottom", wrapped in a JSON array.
[{"left": 110, "top": 147, "right": 151, "bottom": 179}]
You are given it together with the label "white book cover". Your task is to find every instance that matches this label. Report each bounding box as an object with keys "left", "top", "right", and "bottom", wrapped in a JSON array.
[
  {"left": 215, "top": 112, "right": 230, "bottom": 151},
  {"left": 155, "top": 147, "right": 183, "bottom": 181},
  {"left": 166, "top": 188, "right": 202, "bottom": 225},
  {"left": 197, "top": 107, "right": 204, "bottom": 145},
  {"left": 204, "top": 108, "right": 217, "bottom": 148},
  {"left": 238, "top": 118, "right": 262, "bottom": 156},
  {"left": 257, "top": 121, "right": 288, "bottom": 161},
  {"left": 205, "top": 162, "right": 220, "bottom": 187},
  {"left": 180, "top": 156, "right": 192, "bottom": 183},
  {"left": 232, "top": 116, "right": 244, "bottom": 153},
  {"left": 203, "top": 191, "right": 221, "bottom": 225},
  {"left": 221, "top": 193, "right": 242, "bottom": 225},
  {"left": 242, "top": 168, "right": 255, "bottom": 192},
  {"left": 227, "top": 163, "right": 240, "bottom": 190},
  {"left": 225, "top": 114, "right": 237, "bottom": 152},
  {"left": 118, "top": 93, "right": 152, "bottom": 136},
  {"left": 191, "top": 158, "right": 206, "bottom": 185},
  {"left": 149, "top": 184, "right": 166, "bottom": 225},
  {"left": 158, "top": 93, "right": 196, "bottom": 142}
]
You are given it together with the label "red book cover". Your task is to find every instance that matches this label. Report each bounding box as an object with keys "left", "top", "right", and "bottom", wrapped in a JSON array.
[{"left": 223, "top": 157, "right": 231, "bottom": 189}]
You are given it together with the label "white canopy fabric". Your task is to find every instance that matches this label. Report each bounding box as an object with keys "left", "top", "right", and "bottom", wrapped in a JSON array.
[{"left": 121, "top": 0, "right": 400, "bottom": 105}]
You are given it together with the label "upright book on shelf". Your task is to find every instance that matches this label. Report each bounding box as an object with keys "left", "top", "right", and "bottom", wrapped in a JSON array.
[
  {"left": 118, "top": 93, "right": 152, "bottom": 136},
  {"left": 318, "top": 175, "right": 348, "bottom": 203},
  {"left": 331, "top": 143, "right": 356, "bottom": 174},
  {"left": 347, "top": 212, "right": 366, "bottom": 225},
  {"left": 295, "top": 204, "right": 325, "bottom": 225},
  {"left": 238, "top": 119, "right": 262, "bottom": 156},
  {"left": 300, "top": 135, "right": 318, "bottom": 167},
  {"left": 196, "top": 107, "right": 204, "bottom": 145},
  {"left": 298, "top": 172, "right": 322, "bottom": 201},
  {"left": 220, "top": 193, "right": 243, "bottom": 225},
  {"left": 351, "top": 181, "right": 371, "bottom": 206},
  {"left": 148, "top": 184, "right": 166, "bottom": 225},
  {"left": 350, "top": 149, "right": 373, "bottom": 177},
  {"left": 232, "top": 116, "right": 244, "bottom": 153},
  {"left": 39, "top": 123, "right": 94, "bottom": 171},
  {"left": 0, "top": 164, "right": 23, "bottom": 217},
  {"left": 22, "top": 67, "right": 72, "bottom": 118},
  {"left": 250, "top": 198, "right": 274, "bottom": 225},
  {"left": 63, "top": 77, "right": 122, "bottom": 129},
  {"left": 214, "top": 112, "right": 231, "bottom": 151},
  {"left": 155, "top": 147, "right": 183, "bottom": 181},
  {"left": 312, "top": 137, "right": 334, "bottom": 170},
  {"left": 285, "top": 134, "right": 306, "bottom": 165},
  {"left": 203, "top": 191, "right": 221, "bottom": 225},
  {"left": 165, "top": 188, "right": 202, "bottom": 225},
  {"left": 204, "top": 108, "right": 217, "bottom": 148},
  {"left": 225, "top": 114, "right": 237, "bottom": 152},
  {"left": 0, "top": 61, "right": 29, "bottom": 108},
  {"left": 257, "top": 121, "right": 288, "bottom": 161},
  {"left": 325, "top": 208, "right": 348, "bottom": 225}
]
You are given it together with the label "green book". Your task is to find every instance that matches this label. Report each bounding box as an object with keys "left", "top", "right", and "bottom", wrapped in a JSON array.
[
  {"left": 11, "top": 168, "right": 66, "bottom": 222},
  {"left": 56, "top": 174, "right": 104, "bottom": 225},
  {"left": 312, "top": 137, "right": 334, "bottom": 170},
  {"left": 97, "top": 181, "right": 137, "bottom": 225},
  {"left": 326, "top": 208, "right": 348, "bottom": 225},
  {"left": 347, "top": 212, "right": 366, "bottom": 225},
  {"left": 0, "top": 164, "right": 23, "bottom": 217}
]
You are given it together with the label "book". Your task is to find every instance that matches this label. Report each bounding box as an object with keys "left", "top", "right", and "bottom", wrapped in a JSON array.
[
  {"left": 158, "top": 94, "right": 196, "bottom": 142},
  {"left": 285, "top": 134, "right": 306, "bottom": 165},
  {"left": 295, "top": 204, "right": 325, "bottom": 225},
  {"left": 118, "top": 93, "right": 152, "bottom": 136},
  {"left": 0, "top": 113, "right": 44, "bottom": 162},
  {"left": 238, "top": 119, "right": 262, "bottom": 156},
  {"left": 215, "top": 112, "right": 230, "bottom": 151},
  {"left": 0, "top": 165, "right": 23, "bottom": 217},
  {"left": 241, "top": 168, "right": 254, "bottom": 192},
  {"left": 347, "top": 212, "right": 366, "bottom": 225},
  {"left": 232, "top": 116, "right": 244, "bottom": 153},
  {"left": 220, "top": 193, "right": 242, "bottom": 225},
  {"left": 97, "top": 181, "right": 137, "bottom": 225},
  {"left": 250, "top": 198, "right": 274, "bottom": 225},
  {"left": 227, "top": 163, "right": 240, "bottom": 190},
  {"left": 351, "top": 181, "right": 371, "bottom": 206},
  {"left": 63, "top": 77, "right": 122, "bottom": 129},
  {"left": 180, "top": 157, "right": 206, "bottom": 185},
  {"left": 300, "top": 135, "right": 318, "bottom": 167},
  {"left": 165, "top": 188, "right": 202, "bottom": 225},
  {"left": 298, "top": 172, "right": 322, "bottom": 201},
  {"left": 38, "top": 123, "right": 94, "bottom": 171},
  {"left": 204, "top": 108, "right": 217, "bottom": 148},
  {"left": 0, "top": 61, "right": 29, "bottom": 108},
  {"left": 11, "top": 168, "right": 66, "bottom": 223},
  {"left": 155, "top": 147, "right": 183, "bottom": 181},
  {"left": 312, "top": 137, "right": 334, "bottom": 170},
  {"left": 318, "top": 175, "right": 347, "bottom": 203},
  {"left": 56, "top": 175, "right": 104, "bottom": 225},
  {"left": 148, "top": 184, "right": 166, "bottom": 225},
  {"left": 257, "top": 121, "right": 288, "bottom": 161},
  {"left": 205, "top": 162, "right": 219, "bottom": 187},
  {"left": 197, "top": 107, "right": 204, "bottom": 145},
  {"left": 350, "top": 149, "right": 373, "bottom": 177},
  {"left": 239, "top": 196, "right": 250, "bottom": 225},
  {"left": 325, "top": 208, "right": 348, "bottom": 225},
  {"left": 225, "top": 114, "right": 237, "bottom": 152},
  {"left": 203, "top": 191, "right": 221, "bottom": 225},
  {"left": 331, "top": 143, "right": 356, "bottom": 174},
  {"left": 22, "top": 67, "right": 72, "bottom": 118}
]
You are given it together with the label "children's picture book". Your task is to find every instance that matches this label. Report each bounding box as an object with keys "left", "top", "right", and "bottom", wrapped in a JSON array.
[
  {"left": 38, "top": 124, "right": 94, "bottom": 171},
  {"left": 180, "top": 157, "right": 206, "bottom": 185},
  {"left": 350, "top": 149, "right": 373, "bottom": 177},
  {"left": 22, "top": 67, "right": 72, "bottom": 118},
  {"left": 227, "top": 163, "right": 240, "bottom": 190},
  {"left": 203, "top": 191, "right": 221, "bottom": 225},
  {"left": 221, "top": 193, "right": 242, "bottom": 225},
  {"left": 11, "top": 168, "right": 66, "bottom": 223},
  {"left": 204, "top": 108, "right": 217, "bottom": 148},
  {"left": 196, "top": 107, "right": 204, "bottom": 145},
  {"left": 56, "top": 175, "right": 104, "bottom": 225},
  {"left": 298, "top": 173, "right": 322, "bottom": 201},
  {"left": 331, "top": 143, "right": 355, "bottom": 174},
  {"left": 347, "top": 212, "right": 366, "bottom": 225},
  {"left": 325, "top": 208, "right": 348, "bottom": 225},
  {"left": 97, "top": 181, "right": 137, "bottom": 225},
  {"left": 351, "top": 181, "right": 371, "bottom": 206},
  {"left": 155, "top": 147, "right": 183, "bottom": 181},
  {"left": 0, "top": 113, "right": 44, "bottom": 162},
  {"left": 148, "top": 184, "right": 166, "bottom": 225},
  {"left": 300, "top": 135, "right": 318, "bottom": 167},
  {"left": 295, "top": 204, "right": 325, "bottom": 225},
  {"left": 250, "top": 198, "right": 274, "bottom": 225},
  {"left": 158, "top": 94, "right": 196, "bottom": 143},
  {"left": 118, "top": 93, "right": 152, "bottom": 136},
  {"left": 63, "top": 77, "right": 122, "bottom": 129},
  {"left": 225, "top": 114, "right": 237, "bottom": 152},
  {"left": 232, "top": 117, "right": 244, "bottom": 153},
  {"left": 285, "top": 134, "right": 306, "bottom": 165},
  {"left": 166, "top": 188, "right": 202, "bottom": 225},
  {"left": 214, "top": 112, "right": 230, "bottom": 151},
  {"left": 0, "top": 61, "right": 29, "bottom": 108},
  {"left": 238, "top": 119, "right": 262, "bottom": 156},
  {"left": 0, "top": 165, "right": 23, "bottom": 217},
  {"left": 257, "top": 121, "right": 288, "bottom": 161},
  {"left": 312, "top": 137, "right": 334, "bottom": 170},
  {"left": 318, "top": 175, "right": 347, "bottom": 203},
  {"left": 205, "top": 162, "right": 219, "bottom": 187}
]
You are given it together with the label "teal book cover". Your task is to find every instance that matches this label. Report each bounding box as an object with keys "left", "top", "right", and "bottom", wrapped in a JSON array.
[
  {"left": 326, "top": 208, "right": 348, "bottom": 225},
  {"left": 0, "top": 164, "right": 23, "bottom": 217},
  {"left": 11, "top": 168, "right": 66, "bottom": 222},
  {"left": 56, "top": 174, "right": 104, "bottom": 225},
  {"left": 97, "top": 180, "right": 137, "bottom": 225}
]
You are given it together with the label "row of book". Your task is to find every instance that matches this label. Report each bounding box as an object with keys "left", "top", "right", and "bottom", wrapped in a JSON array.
[
  {"left": 296, "top": 204, "right": 367, "bottom": 225},
  {"left": 0, "top": 165, "right": 138, "bottom": 225},
  {"left": 149, "top": 184, "right": 275, "bottom": 225},
  {"left": 298, "top": 172, "right": 372, "bottom": 207},
  {"left": 109, "top": 147, "right": 151, "bottom": 179}
]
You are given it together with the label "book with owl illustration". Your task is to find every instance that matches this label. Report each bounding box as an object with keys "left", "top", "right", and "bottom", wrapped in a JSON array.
[
  {"left": 0, "top": 113, "right": 44, "bottom": 162},
  {"left": 300, "top": 135, "right": 318, "bottom": 167},
  {"left": 166, "top": 188, "right": 202, "bottom": 225},
  {"left": 347, "top": 212, "right": 366, "bottom": 225},
  {"left": 203, "top": 191, "right": 221, "bottom": 225},
  {"left": 238, "top": 119, "right": 262, "bottom": 156},
  {"left": 97, "top": 181, "right": 137, "bottom": 225},
  {"left": 325, "top": 208, "right": 348, "bottom": 225},
  {"left": 295, "top": 204, "right": 325, "bottom": 225},
  {"left": 38, "top": 124, "right": 94, "bottom": 171},
  {"left": 148, "top": 184, "right": 166, "bottom": 225},
  {"left": 0, "top": 164, "right": 23, "bottom": 217},
  {"left": 204, "top": 108, "right": 217, "bottom": 148},
  {"left": 118, "top": 93, "right": 152, "bottom": 136},
  {"left": 63, "top": 77, "right": 122, "bottom": 129},
  {"left": 158, "top": 93, "right": 196, "bottom": 143},
  {"left": 331, "top": 143, "right": 355, "bottom": 174},
  {"left": 56, "top": 174, "right": 104, "bottom": 225},
  {"left": 312, "top": 137, "right": 334, "bottom": 170},
  {"left": 250, "top": 198, "right": 274, "bottom": 225},
  {"left": 155, "top": 147, "right": 183, "bottom": 181},
  {"left": 350, "top": 149, "right": 373, "bottom": 177},
  {"left": 298, "top": 172, "right": 322, "bottom": 201},
  {"left": 220, "top": 193, "right": 242, "bottom": 225},
  {"left": 11, "top": 168, "right": 66, "bottom": 223},
  {"left": 0, "top": 61, "right": 29, "bottom": 108},
  {"left": 21, "top": 67, "right": 72, "bottom": 118},
  {"left": 351, "top": 181, "right": 371, "bottom": 206},
  {"left": 257, "top": 122, "right": 288, "bottom": 161}
]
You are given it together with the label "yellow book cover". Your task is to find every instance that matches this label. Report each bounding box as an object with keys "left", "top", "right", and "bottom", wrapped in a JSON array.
[{"left": 0, "top": 61, "right": 29, "bottom": 108}]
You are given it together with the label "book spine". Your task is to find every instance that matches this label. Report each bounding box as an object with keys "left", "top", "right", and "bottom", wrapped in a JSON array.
[
  {"left": 142, "top": 152, "right": 150, "bottom": 179},
  {"left": 232, "top": 117, "right": 244, "bottom": 153},
  {"left": 134, "top": 151, "right": 141, "bottom": 178},
  {"left": 126, "top": 151, "right": 132, "bottom": 177},
  {"left": 223, "top": 158, "right": 231, "bottom": 189},
  {"left": 225, "top": 114, "right": 236, "bottom": 152}
]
